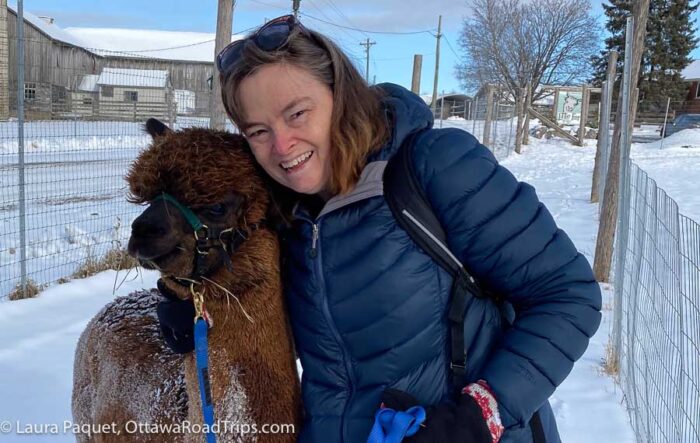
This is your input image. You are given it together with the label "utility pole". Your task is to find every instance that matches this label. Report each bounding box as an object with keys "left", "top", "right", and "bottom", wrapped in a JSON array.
[
  {"left": 292, "top": 0, "right": 301, "bottom": 18},
  {"left": 360, "top": 38, "right": 376, "bottom": 83},
  {"left": 431, "top": 15, "right": 442, "bottom": 115},
  {"left": 210, "top": 0, "right": 234, "bottom": 130}
]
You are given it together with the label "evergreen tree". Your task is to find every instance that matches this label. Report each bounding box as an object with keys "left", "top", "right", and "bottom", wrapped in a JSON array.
[{"left": 590, "top": 0, "right": 698, "bottom": 106}]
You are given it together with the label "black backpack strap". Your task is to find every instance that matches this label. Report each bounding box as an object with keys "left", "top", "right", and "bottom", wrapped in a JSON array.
[
  {"left": 383, "top": 131, "right": 485, "bottom": 393},
  {"left": 530, "top": 409, "right": 546, "bottom": 443}
]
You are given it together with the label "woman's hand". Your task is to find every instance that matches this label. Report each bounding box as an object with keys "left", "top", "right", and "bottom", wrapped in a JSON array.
[{"left": 379, "top": 381, "right": 503, "bottom": 443}]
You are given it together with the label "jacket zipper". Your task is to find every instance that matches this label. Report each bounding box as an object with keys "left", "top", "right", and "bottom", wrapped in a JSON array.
[{"left": 309, "top": 220, "right": 355, "bottom": 442}]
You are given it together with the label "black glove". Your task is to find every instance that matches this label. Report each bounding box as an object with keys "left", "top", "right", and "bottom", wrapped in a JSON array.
[
  {"left": 156, "top": 279, "right": 196, "bottom": 354},
  {"left": 380, "top": 388, "right": 493, "bottom": 443}
]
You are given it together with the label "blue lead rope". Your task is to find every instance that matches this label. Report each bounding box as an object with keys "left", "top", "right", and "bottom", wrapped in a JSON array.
[
  {"left": 366, "top": 405, "right": 427, "bottom": 443},
  {"left": 194, "top": 317, "right": 217, "bottom": 443}
]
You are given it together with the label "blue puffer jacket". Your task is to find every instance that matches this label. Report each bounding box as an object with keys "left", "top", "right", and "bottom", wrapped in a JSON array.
[{"left": 281, "top": 83, "right": 602, "bottom": 443}]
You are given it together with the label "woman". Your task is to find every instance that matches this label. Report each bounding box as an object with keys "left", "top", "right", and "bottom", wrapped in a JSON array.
[{"left": 160, "top": 15, "right": 602, "bottom": 443}]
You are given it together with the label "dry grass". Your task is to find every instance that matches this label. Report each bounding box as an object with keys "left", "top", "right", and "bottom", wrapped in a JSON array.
[
  {"left": 71, "top": 247, "right": 139, "bottom": 280},
  {"left": 601, "top": 338, "right": 621, "bottom": 378},
  {"left": 8, "top": 279, "right": 43, "bottom": 301}
]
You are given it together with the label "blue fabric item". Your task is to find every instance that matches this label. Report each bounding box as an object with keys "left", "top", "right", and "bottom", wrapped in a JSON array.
[
  {"left": 281, "top": 83, "right": 602, "bottom": 443},
  {"left": 366, "top": 406, "right": 426, "bottom": 443},
  {"left": 194, "top": 317, "right": 217, "bottom": 443}
]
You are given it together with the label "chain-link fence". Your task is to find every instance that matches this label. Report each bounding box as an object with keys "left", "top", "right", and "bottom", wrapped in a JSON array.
[
  {"left": 435, "top": 93, "right": 516, "bottom": 161},
  {"left": 0, "top": 17, "right": 221, "bottom": 298},
  {"left": 611, "top": 160, "right": 700, "bottom": 442}
]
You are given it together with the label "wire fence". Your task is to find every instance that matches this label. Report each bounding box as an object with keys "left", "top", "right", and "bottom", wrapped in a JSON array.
[
  {"left": 612, "top": 161, "right": 700, "bottom": 442},
  {"left": 593, "top": 75, "right": 700, "bottom": 442},
  {"left": 0, "top": 29, "right": 219, "bottom": 298},
  {"left": 0, "top": 21, "right": 518, "bottom": 299},
  {"left": 434, "top": 95, "right": 516, "bottom": 161}
]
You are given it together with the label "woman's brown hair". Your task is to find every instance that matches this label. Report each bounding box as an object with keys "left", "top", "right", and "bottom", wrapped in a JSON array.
[{"left": 219, "top": 25, "right": 390, "bottom": 197}]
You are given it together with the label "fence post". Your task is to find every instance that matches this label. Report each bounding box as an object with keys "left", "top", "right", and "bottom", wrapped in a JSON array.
[
  {"left": 16, "top": 0, "right": 28, "bottom": 297},
  {"left": 591, "top": 50, "right": 618, "bottom": 203},
  {"left": 472, "top": 96, "right": 479, "bottom": 135},
  {"left": 659, "top": 96, "right": 670, "bottom": 149},
  {"left": 483, "top": 86, "right": 494, "bottom": 146},
  {"left": 578, "top": 85, "right": 590, "bottom": 146}
]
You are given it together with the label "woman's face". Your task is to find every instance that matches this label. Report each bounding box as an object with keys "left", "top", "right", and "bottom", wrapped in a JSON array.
[{"left": 238, "top": 63, "right": 333, "bottom": 196}]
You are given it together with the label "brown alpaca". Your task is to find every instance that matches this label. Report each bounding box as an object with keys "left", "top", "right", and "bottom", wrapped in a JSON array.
[{"left": 71, "top": 119, "right": 301, "bottom": 442}]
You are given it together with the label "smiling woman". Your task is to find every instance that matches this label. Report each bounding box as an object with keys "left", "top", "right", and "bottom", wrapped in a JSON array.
[{"left": 155, "top": 13, "right": 603, "bottom": 443}]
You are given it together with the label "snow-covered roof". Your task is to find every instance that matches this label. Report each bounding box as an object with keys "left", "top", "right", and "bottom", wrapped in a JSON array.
[
  {"left": 97, "top": 68, "right": 169, "bottom": 88},
  {"left": 7, "top": 2, "right": 92, "bottom": 51},
  {"left": 77, "top": 75, "right": 99, "bottom": 92},
  {"left": 682, "top": 60, "right": 700, "bottom": 81},
  {"left": 64, "top": 27, "right": 243, "bottom": 63},
  {"left": 8, "top": 2, "right": 243, "bottom": 63}
]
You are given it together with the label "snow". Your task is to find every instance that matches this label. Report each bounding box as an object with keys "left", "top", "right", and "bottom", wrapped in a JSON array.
[
  {"left": 681, "top": 59, "right": 700, "bottom": 81},
  {"left": 7, "top": 2, "right": 92, "bottom": 51},
  {"left": 8, "top": 118, "right": 700, "bottom": 442},
  {"left": 65, "top": 27, "right": 242, "bottom": 63},
  {"left": 0, "top": 269, "right": 161, "bottom": 442},
  {"left": 97, "top": 68, "right": 169, "bottom": 88},
  {"left": 76, "top": 75, "right": 99, "bottom": 93},
  {"left": 9, "top": 2, "right": 242, "bottom": 63}
]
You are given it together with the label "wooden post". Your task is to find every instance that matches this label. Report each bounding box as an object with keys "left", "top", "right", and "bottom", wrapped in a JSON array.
[
  {"left": 577, "top": 85, "right": 590, "bottom": 146},
  {"left": 483, "top": 85, "right": 494, "bottom": 146},
  {"left": 0, "top": 0, "right": 9, "bottom": 120},
  {"left": 523, "top": 83, "right": 532, "bottom": 145},
  {"left": 593, "top": 0, "right": 649, "bottom": 282},
  {"left": 591, "top": 50, "right": 618, "bottom": 203},
  {"left": 210, "top": 0, "right": 234, "bottom": 130},
  {"left": 411, "top": 54, "right": 422, "bottom": 94},
  {"left": 431, "top": 15, "right": 442, "bottom": 115},
  {"left": 552, "top": 87, "right": 560, "bottom": 121},
  {"left": 515, "top": 86, "right": 526, "bottom": 154}
]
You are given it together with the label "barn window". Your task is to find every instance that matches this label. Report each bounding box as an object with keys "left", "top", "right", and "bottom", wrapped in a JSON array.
[
  {"left": 82, "top": 97, "right": 93, "bottom": 105},
  {"left": 696, "top": 82, "right": 700, "bottom": 99},
  {"left": 102, "top": 86, "right": 114, "bottom": 97},
  {"left": 24, "top": 83, "right": 36, "bottom": 100},
  {"left": 124, "top": 91, "right": 138, "bottom": 102}
]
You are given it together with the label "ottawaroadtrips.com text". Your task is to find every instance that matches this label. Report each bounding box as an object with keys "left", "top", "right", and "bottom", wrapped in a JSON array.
[{"left": 0, "top": 420, "right": 296, "bottom": 437}]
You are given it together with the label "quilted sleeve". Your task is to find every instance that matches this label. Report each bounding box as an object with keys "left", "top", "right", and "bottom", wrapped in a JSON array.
[{"left": 411, "top": 128, "right": 602, "bottom": 430}]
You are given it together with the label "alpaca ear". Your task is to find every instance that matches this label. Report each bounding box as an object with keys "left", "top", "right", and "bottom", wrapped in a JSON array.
[{"left": 145, "top": 118, "right": 172, "bottom": 139}]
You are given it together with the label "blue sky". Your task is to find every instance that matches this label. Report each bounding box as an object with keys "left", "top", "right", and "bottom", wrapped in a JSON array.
[{"left": 21, "top": 0, "right": 700, "bottom": 95}]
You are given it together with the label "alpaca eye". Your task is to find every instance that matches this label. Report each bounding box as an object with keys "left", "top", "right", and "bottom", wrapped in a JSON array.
[{"left": 208, "top": 204, "right": 227, "bottom": 217}]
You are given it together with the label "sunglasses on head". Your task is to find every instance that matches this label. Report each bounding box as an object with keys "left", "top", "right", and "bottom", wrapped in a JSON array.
[{"left": 216, "top": 15, "right": 308, "bottom": 76}]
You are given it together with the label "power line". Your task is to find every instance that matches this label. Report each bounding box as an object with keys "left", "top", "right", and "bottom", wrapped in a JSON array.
[
  {"left": 317, "top": 0, "right": 370, "bottom": 39},
  {"left": 300, "top": 12, "right": 436, "bottom": 35},
  {"left": 443, "top": 35, "right": 461, "bottom": 59}
]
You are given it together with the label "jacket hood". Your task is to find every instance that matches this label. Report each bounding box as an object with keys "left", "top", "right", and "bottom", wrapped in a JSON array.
[{"left": 367, "top": 83, "right": 434, "bottom": 162}]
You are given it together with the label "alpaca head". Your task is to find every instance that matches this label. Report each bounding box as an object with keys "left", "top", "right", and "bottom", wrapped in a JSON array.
[{"left": 126, "top": 118, "right": 269, "bottom": 286}]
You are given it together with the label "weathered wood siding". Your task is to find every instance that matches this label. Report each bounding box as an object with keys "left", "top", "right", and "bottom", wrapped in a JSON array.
[{"left": 4, "top": 6, "right": 214, "bottom": 119}]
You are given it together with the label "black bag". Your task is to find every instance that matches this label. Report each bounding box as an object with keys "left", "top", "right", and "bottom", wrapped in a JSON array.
[{"left": 383, "top": 132, "right": 546, "bottom": 442}]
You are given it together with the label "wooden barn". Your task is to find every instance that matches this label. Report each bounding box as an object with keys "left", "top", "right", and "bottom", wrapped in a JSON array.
[
  {"left": 0, "top": 0, "right": 224, "bottom": 121},
  {"left": 94, "top": 68, "right": 175, "bottom": 122}
]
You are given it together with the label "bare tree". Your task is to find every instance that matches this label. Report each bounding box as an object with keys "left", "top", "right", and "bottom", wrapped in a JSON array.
[{"left": 457, "top": 0, "right": 600, "bottom": 149}]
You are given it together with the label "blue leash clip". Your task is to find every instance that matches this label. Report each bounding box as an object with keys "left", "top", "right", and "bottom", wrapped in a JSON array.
[{"left": 366, "top": 405, "right": 427, "bottom": 443}]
